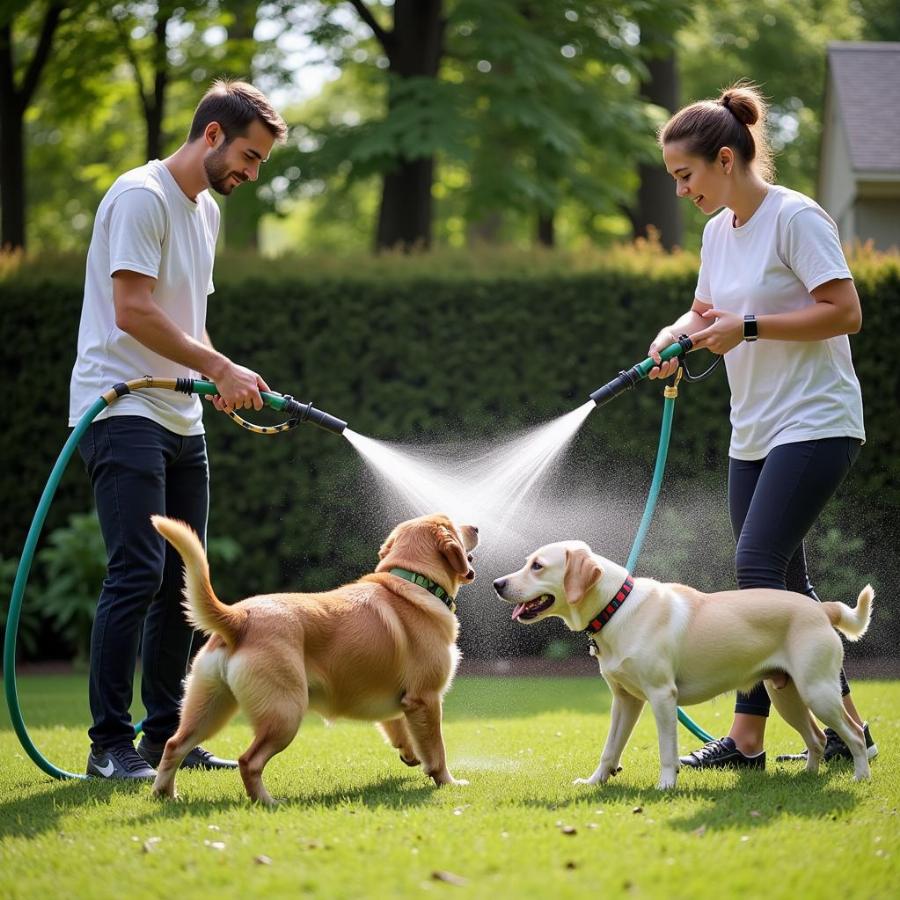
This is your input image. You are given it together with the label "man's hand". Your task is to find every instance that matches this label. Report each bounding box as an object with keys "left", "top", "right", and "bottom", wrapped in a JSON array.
[
  {"left": 690, "top": 308, "right": 744, "bottom": 356},
  {"left": 205, "top": 360, "right": 270, "bottom": 412}
]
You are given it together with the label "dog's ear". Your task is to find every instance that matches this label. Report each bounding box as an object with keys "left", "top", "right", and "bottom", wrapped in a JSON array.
[
  {"left": 436, "top": 525, "right": 469, "bottom": 576},
  {"left": 564, "top": 548, "right": 602, "bottom": 605},
  {"left": 378, "top": 532, "right": 396, "bottom": 560}
]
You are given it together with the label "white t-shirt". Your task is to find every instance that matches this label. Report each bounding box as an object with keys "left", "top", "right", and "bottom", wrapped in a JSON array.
[
  {"left": 68, "top": 160, "right": 220, "bottom": 436},
  {"left": 695, "top": 184, "right": 865, "bottom": 460}
]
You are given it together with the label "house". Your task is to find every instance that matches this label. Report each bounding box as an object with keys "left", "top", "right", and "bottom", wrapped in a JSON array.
[{"left": 818, "top": 42, "right": 900, "bottom": 251}]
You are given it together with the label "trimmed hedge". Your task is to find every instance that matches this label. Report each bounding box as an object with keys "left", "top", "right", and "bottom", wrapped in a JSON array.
[{"left": 2, "top": 248, "right": 898, "bottom": 657}]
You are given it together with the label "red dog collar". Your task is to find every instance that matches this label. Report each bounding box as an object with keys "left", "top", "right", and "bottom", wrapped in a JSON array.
[{"left": 584, "top": 575, "right": 634, "bottom": 635}]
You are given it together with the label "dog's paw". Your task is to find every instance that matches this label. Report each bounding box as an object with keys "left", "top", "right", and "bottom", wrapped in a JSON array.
[
  {"left": 433, "top": 775, "right": 469, "bottom": 787},
  {"left": 573, "top": 776, "right": 600, "bottom": 786},
  {"left": 575, "top": 764, "right": 622, "bottom": 786},
  {"left": 656, "top": 775, "right": 677, "bottom": 790}
]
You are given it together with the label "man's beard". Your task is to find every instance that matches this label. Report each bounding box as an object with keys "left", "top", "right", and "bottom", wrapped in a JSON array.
[{"left": 204, "top": 145, "right": 245, "bottom": 196}]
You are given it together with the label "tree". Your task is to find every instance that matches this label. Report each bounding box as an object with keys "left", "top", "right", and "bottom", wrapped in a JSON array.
[
  {"left": 346, "top": 0, "right": 445, "bottom": 251},
  {"left": 626, "top": 16, "right": 690, "bottom": 251},
  {"left": 293, "top": 1, "right": 677, "bottom": 251},
  {"left": 111, "top": 2, "right": 174, "bottom": 162},
  {"left": 0, "top": 2, "right": 64, "bottom": 250}
]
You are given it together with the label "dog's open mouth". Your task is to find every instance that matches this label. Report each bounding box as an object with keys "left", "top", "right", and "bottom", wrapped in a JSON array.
[{"left": 512, "top": 594, "right": 555, "bottom": 621}]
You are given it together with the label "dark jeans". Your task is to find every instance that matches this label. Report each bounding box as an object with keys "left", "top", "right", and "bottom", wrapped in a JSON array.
[
  {"left": 728, "top": 437, "right": 861, "bottom": 717},
  {"left": 78, "top": 415, "right": 208, "bottom": 750}
]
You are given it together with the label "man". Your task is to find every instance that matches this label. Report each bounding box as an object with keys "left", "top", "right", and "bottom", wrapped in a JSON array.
[{"left": 69, "top": 80, "right": 287, "bottom": 779}]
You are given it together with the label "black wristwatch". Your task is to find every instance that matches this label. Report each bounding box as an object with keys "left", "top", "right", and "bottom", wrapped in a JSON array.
[{"left": 743, "top": 314, "right": 759, "bottom": 342}]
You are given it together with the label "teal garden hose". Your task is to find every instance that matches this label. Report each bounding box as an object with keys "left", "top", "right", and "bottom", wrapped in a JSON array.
[{"left": 590, "top": 338, "right": 715, "bottom": 744}]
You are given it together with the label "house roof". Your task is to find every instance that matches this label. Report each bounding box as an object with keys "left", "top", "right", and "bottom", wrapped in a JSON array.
[{"left": 827, "top": 42, "right": 900, "bottom": 173}]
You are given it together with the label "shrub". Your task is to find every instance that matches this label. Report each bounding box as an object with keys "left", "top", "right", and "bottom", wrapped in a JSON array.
[{"left": 2, "top": 245, "right": 897, "bottom": 658}]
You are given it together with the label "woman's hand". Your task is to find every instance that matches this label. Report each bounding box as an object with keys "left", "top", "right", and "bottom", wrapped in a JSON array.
[
  {"left": 648, "top": 328, "right": 680, "bottom": 379},
  {"left": 690, "top": 308, "right": 744, "bottom": 355}
]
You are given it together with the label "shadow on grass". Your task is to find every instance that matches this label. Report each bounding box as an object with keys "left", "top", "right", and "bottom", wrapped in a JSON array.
[
  {"left": 0, "top": 772, "right": 441, "bottom": 840},
  {"left": 520, "top": 767, "right": 862, "bottom": 833},
  {"left": 126, "top": 774, "right": 438, "bottom": 826},
  {"left": 0, "top": 777, "right": 147, "bottom": 840}
]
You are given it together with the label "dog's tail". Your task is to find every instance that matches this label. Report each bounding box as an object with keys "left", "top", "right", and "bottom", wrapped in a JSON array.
[
  {"left": 151, "top": 515, "right": 245, "bottom": 649},
  {"left": 822, "top": 584, "right": 874, "bottom": 642}
]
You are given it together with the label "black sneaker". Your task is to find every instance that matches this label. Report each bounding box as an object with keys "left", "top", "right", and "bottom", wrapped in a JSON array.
[
  {"left": 86, "top": 743, "right": 156, "bottom": 780},
  {"left": 775, "top": 722, "right": 878, "bottom": 763},
  {"left": 679, "top": 737, "right": 766, "bottom": 770},
  {"left": 136, "top": 737, "right": 238, "bottom": 771}
]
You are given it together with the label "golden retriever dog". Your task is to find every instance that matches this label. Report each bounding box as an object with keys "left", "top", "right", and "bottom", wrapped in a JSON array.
[
  {"left": 494, "top": 541, "right": 873, "bottom": 790},
  {"left": 150, "top": 513, "right": 478, "bottom": 805}
]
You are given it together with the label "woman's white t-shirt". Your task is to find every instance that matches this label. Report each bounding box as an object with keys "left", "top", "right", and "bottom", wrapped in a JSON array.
[
  {"left": 695, "top": 184, "right": 865, "bottom": 460},
  {"left": 68, "top": 160, "right": 220, "bottom": 436}
]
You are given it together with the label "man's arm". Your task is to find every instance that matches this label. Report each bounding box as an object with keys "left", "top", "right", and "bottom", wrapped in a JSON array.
[{"left": 113, "top": 270, "right": 269, "bottom": 410}]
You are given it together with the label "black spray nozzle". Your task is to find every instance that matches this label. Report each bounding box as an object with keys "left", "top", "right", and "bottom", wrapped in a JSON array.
[
  {"left": 281, "top": 396, "right": 348, "bottom": 435},
  {"left": 588, "top": 335, "right": 694, "bottom": 409},
  {"left": 589, "top": 366, "right": 643, "bottom": 408}
]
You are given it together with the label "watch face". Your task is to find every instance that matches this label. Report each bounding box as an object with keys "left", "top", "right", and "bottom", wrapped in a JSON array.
[{"left": 743, "top": 315, "right": 758, "bottom": 341}]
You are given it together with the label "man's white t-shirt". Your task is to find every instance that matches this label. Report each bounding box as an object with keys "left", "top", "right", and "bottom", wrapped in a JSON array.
[
  {"left": 68, "top": 160, "right": 220, "bottom": 436},
  {"left": 695, "top": 184, "right": 865, "bottom": 460}
]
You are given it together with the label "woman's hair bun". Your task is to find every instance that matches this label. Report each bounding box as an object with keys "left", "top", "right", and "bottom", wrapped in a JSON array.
[{"left": 720, "top": 87, "right": 761, "bottom": 128}]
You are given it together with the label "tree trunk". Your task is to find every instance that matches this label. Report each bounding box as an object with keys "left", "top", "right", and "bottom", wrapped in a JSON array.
[
  {"left": 0, "top": 95, "right": 25, "bottom": 251},
  {"left": 222, "top": 0, "right": 262, "bottom": 250},
  {"left": 145, "top": 13, "right": 169, "bottom": 161},
  {"left": 0, "top": 7, "right": 63, "bottom": 251},
  {"left": 374, "top": 0, "right": 443, "bottom": 251},
  {"left": 536, "top": 213, "right": 555, "bottom": 247},
  {"left": 632, "top": 51, "right": 682, "bottom": 250}
]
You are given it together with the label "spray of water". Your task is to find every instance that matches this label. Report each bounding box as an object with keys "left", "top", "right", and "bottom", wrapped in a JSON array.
[
  {"left": 344, "top": 401, "right": 595, "bottom": 544},
  {"left": 338, "top": 401, "right": 747, "bottom": 659},
  {"left": 342, "top": 400, "right": 601, "bottom": 655}
]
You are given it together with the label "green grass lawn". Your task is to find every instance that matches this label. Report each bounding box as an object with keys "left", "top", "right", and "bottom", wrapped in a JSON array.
[{"left": 1, "top": 674, "right": 898, "bottom": 899}]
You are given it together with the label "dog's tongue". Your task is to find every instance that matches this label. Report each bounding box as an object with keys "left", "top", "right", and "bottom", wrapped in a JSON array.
[{"left": 511, "top": 603, "right": 526, "bottom": 620}]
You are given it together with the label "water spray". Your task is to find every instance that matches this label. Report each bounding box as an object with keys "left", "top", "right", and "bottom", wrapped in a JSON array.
[{"left": 4, "top": 376, "right": 347, "bottom": 781}]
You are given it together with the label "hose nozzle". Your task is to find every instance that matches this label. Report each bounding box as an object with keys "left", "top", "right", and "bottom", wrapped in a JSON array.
[
  {"left": 280, "top": 396, "right": 348, "bottom": 435},
  {"left": 589, "top": 335, "right": 693, "bottom": 408}
]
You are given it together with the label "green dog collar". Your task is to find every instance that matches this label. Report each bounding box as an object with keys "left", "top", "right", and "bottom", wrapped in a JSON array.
[{"left": 389, "top": 567, "right": 456, "bottom": 614}]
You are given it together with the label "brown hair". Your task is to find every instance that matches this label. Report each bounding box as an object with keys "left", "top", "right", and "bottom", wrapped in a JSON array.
[
  {"left": 188, "top": 79, "right": 287, "bottom": 144},
  {"left": 660, "top": 81, "right": 774, "bottom": 181}
]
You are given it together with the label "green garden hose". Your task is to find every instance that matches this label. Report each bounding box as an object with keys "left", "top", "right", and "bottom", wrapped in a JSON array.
[
  {"left": 621, "top": 372, "right": 714, "bottom": 744},
  {"left": 3, "top": 377, "right": 346, "bottom": 780}
]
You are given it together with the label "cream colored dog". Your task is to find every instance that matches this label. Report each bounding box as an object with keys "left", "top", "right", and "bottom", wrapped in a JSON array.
[
  {"left": 494, "top": 541, "right": 873, "bottom": 790},
  {"left": 151, "top": 513, "right": 478, "bottom": 805}
]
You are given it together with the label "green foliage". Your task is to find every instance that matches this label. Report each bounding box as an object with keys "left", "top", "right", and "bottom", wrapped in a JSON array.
[
  {"left": 36, "top": 511, "right": 106, "bottom": 664},
  {"left": 23, "top": 510, "right": 243, "bottom": 663},
  {"left": 9, "top": 1, "right": 886, "bottom": 255},
  {"left": 2, "top": 247, "right": 898, "bottom": 659},
  {"left": 0, "top": 555, "right": 45, "bottom": 658}
]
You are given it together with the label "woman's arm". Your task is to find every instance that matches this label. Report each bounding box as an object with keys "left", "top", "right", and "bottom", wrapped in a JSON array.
[{"left": 690, "top": 278, "right": 861, "bottom": 356}]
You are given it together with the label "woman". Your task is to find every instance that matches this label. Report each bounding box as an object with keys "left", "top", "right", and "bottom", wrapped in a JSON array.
[{"left": 647, "top": 82, "right": 876, "bottom": 769}]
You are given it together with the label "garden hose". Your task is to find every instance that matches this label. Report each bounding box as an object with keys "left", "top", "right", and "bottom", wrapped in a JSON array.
[
  {"left": 591, "top": 358, "right": 715, "bottom": 742},
  {"left": 3, "top": 377, "right": 347, "bottom": 781}
]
